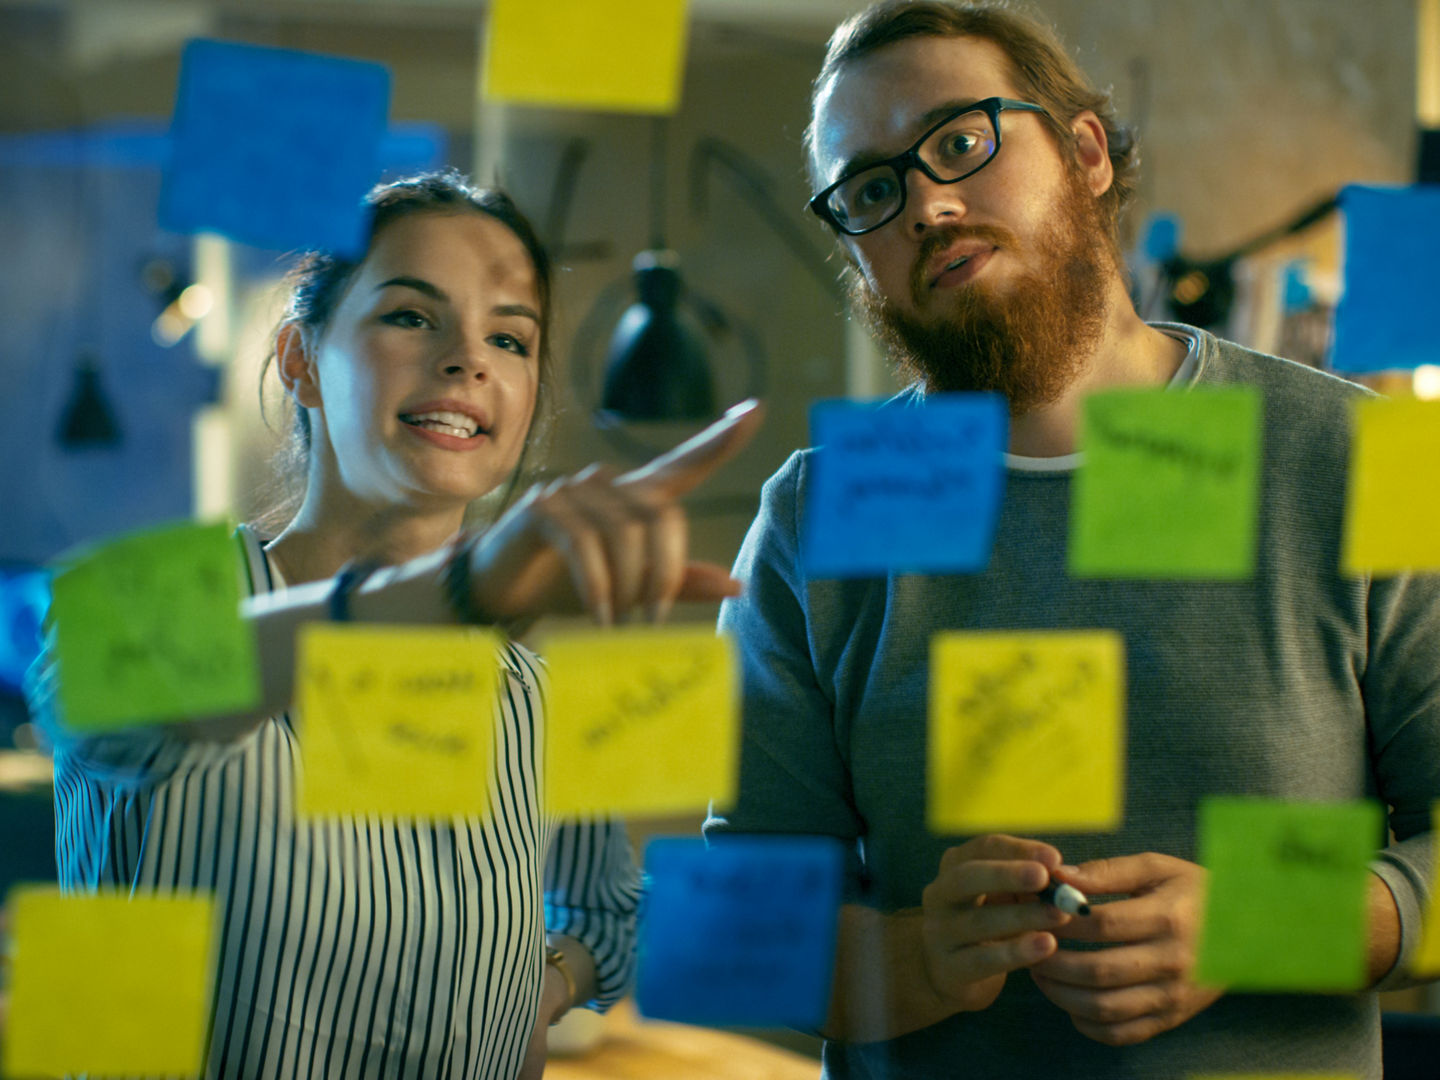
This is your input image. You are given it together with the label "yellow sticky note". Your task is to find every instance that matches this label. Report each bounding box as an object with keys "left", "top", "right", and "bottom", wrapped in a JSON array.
[
  {"left": 1191, "top": 1075, "right": 1359, "bottom": 1080},
  {"left": 1410, "top": 801, "right": 1440, "bottom": 975},
  {"left": 928, "top": 630, "right": 1125, "bottom": 833},
  {"left": 3, "top": 887, "right": 216, "bottom": 1077},
  {"left": 1342, "top": 397, "right": 1440, "bottom": 574},
  {"left": 296, "top": 624, "right": 501, "bottom": 819},
  {"left": 543, "top": 626, "right": 737, "bottom": 817},
  {"left": 482, "top": 0, "right": 689, "bottom": 114}
]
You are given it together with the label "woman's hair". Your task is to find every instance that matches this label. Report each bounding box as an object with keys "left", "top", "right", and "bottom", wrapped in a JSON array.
[
  {"left": 805, "top": 0, "right": 1139, "bottom": 244},
  {"left": 254, "top": 169, "right": 554, "bottom": 536}
]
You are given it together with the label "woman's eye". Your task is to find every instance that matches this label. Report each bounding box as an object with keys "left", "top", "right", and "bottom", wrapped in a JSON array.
[
  {"left": 382, "top": 309, "right": 432, "bottom": 329},
  {"left": 489, "top": 332, "right": 531, "bottom": 357}
]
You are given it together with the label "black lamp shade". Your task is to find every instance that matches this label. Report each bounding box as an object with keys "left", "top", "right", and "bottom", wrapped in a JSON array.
[
  {"left": 57, "top": 354, "right": 122, "bottom": 448},
  {"left": 601, "top": 250, "right": 715, "bottom": 421}
]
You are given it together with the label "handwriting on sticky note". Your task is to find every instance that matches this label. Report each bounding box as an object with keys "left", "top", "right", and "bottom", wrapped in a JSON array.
[
  {"left": 1331, "top": 184, "right": 1440, "bottom": 373},
  {"left": 159, "top": 39, "right": 388, "bottom": 256},
  {"left": 3, "top": 887, "right": 216, "bottom": 1078},
  {"left": 636, "top": 836, "right": 843, "bottom": 1027},
  {"left": 543, "top": 627, "right": 737, "bottom": 818},
  {"left": 1195, "top": 797, "right": 1380, "bottom": 991},
  {"left": 804, "top": 394, "right": 1007, "bottom": 578},
  {"left": 1070, "top": 386, "right": 1262, "bottom": 579},
  {"left": 1342, "top": 397, "right": 1440, "bottom": 574},
  {"left": 928, "top": 631, "right": 1124, "bottom": 834},
  {"left": 296, "top": 625, "right": 500, "bottom": 819},
  {"left": 49, "top": 520, "right": 259, "bottom": 732},
  {"left": 482, "top": 0, "right": 690, "bottom": 114}
]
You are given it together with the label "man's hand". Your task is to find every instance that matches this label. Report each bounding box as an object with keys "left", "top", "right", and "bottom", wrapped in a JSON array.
[
  {"left": 918, "top": 835, "right": 1073, "bottom": 1013},
  {"left": 1028, "top": 852, "right": 1222, "bottom": 1046}
]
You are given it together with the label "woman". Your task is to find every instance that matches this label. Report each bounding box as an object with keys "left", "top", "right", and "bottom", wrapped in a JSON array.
[{"left": 26, "top": 171, "right": 761, "bottom": 1079}]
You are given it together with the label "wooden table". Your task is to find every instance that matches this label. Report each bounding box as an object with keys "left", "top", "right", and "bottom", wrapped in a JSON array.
[{"left": 545, "top": 1001, "right": 820, "bottom": 1080}]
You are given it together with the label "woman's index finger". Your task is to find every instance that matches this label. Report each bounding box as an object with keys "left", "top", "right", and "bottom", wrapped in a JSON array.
[{"left": 617, "top": 399, "right": 763, "bottom": 500}]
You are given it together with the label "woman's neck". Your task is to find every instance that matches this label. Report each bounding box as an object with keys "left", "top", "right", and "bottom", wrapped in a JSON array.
[{"left": 264, "top": 501, "right": 466, "bottom": 586}]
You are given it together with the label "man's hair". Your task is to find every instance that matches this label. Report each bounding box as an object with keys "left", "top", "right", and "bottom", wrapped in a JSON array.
[{"left": 806, "top": 0, "right": 1139, "bottom": 241}]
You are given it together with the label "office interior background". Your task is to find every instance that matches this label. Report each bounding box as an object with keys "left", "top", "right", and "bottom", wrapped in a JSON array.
[{"left": 1, "top": 0, "right": 1438, "bottom": 1071}]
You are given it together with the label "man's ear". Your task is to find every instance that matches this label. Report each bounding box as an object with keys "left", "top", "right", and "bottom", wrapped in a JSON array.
[
  {"left": 1069, "top": 109, "right": 1114, "bottom": 199},
  {"left": 275, "top": 322, "right": 322, "bottom": 409}
]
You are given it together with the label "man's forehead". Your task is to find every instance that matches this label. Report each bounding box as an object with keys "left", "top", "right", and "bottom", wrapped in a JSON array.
[{"left": 811, "top": 34, "right": 1017, "bottom": 185}]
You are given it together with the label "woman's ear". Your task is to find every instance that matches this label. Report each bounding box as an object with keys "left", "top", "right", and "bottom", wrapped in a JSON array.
[
  {"left": 275, "top": 322, "right": 322, "bottom": 409},
  {"left": 1070, "top": 109, "right": 1114, "bottom": 199}
]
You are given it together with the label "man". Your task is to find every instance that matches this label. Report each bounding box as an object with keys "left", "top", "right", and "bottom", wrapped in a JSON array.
[{"left": 705, "top": 3, "right": 1440, "bottom": 1077}]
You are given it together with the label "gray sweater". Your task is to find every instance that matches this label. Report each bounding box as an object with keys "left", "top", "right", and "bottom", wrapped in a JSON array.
[{"left": 707, "top": 326, "right": 1440, "bottom": 1079}]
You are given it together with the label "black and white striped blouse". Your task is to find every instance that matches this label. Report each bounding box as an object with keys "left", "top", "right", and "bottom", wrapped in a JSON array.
[{"left": 26, "top": 525, "right": 642, "bottom": 1080}]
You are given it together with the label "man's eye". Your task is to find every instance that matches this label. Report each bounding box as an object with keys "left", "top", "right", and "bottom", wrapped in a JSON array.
[
  {"left": 490, "top": 332, "right": 531, "bottom": 357},
  {"left": 939, "top": 131, "right": 983, "bottom": 157},
  {"left": 852, "top": 175, "right": 898, "bottom": 209}
]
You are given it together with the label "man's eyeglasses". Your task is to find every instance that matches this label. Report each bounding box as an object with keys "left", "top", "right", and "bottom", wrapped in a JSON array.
[{"left": 808, "top": 97, "right": 1052, "bottom": 236}]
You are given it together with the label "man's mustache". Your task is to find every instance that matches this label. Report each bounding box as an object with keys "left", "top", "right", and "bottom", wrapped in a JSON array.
[{"left": 910, "top": 224, "right": 1019, "bottom": 301}]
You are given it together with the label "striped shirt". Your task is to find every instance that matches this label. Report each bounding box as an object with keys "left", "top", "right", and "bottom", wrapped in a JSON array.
[{"left": 25, "top": 525, "right": 642, "bottom": 1080}]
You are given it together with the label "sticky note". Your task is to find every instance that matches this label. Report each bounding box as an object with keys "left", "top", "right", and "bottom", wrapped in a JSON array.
[
  {"left": 928, "top": 630, "right": 1124, "bottom": 834},
  {"left": 296, "top": 624, "right": 501, "bottom": 819},
  {"left": 804, "top": 394, "right": 1007, "bottom": 578},
  {"left": 636, "top": 836, "right": 843, "bottom": 1027},
  {"left": 1407, "top": 802, "right": 1440, "bottom": 975},
  {"left": 1341, "top": 397, "right": 1440, "bottom": 574},
  {"left": 1069, "top": 386, "right": 1262, "bottom": 579},
  {"left": 1331, "top": 184, "right": 1440, "bottom": 373},
  {"left": 543, "top": 626, "right": 737, "bottom": 817},
  {"left": 160, "top": 39, "right": 388, "bottom": 256},
  {"left": 1194, "top": 796, "right": 1381, "bottom": 991},
  {"left": 3, "top": 887, "right": 216, "bottom": 1077},
  {"left": 1191, "top": 1075, "right": 1358, "bottom": 1080},
  {"left": 482, "top": 0, "right": 689, "bottom": 114},
  {"left": 49, "top": 519, "right": 259, "bottom": 732}
]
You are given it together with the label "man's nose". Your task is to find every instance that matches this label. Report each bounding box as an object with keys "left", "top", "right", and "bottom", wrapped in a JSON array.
[{"left": 902, "top": 168, "right": 967, "bottom": 234}]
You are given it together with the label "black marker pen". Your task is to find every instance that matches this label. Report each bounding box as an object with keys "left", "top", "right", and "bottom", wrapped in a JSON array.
[{"left": 1038, "top": 881, "right": 1091, "bottom": 916}]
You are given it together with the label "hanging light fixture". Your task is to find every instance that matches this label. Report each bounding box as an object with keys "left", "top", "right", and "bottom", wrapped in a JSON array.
[
  {"left": 598, "top": 117, "right": 716, "bottom": 422},
  {"left": 56, "top": 350, "right": 122, "bottom": 449}
]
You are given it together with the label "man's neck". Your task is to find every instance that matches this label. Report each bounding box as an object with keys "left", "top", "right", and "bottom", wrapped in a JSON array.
[{"left": 1006, "top": 283, "right": 1187, "bottom": 459}]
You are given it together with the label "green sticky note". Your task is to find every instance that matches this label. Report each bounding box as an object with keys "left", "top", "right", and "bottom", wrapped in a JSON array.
[
  {"left": 1069, "top": 386, "right": 1262, "bottom": 579},
  {"left": 50, "top": 519, "right": 260, "bottom": 731},
  {"left": 3, "top": 887, "right": 217, "bottom": 1077},
  {"left": 1194, "top": 797, "right": 1381, "bottom": 991}
]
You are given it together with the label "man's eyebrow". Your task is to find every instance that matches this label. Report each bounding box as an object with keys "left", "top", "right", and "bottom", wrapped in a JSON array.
[
  {"left": 831, "top": 98, "right": 984, "bottom": 182},
  {"left": 375, "top": 276, "right": 447, "bottom": 302}
]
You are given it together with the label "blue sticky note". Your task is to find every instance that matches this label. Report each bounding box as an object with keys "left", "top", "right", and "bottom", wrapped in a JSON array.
[
  {"left": 804, "top": 394, "right": 1007, "bottom": 578},
  {"left": 1331, "top": 184, "right": 1440, "bottom": 373},
  {"left": 636, "top": 836, "right": 844, "bottom": 1028},
  {"left": 159, "top": 39, "right": 389, "bottom": 256}
]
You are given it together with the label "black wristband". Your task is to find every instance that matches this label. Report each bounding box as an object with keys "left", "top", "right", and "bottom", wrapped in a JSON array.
[
  {"left": 328, "top": 559, "right": 384, "bottom": 622},
  {"left": 441, "top": 533, "right": 483, "bottom": 624}
]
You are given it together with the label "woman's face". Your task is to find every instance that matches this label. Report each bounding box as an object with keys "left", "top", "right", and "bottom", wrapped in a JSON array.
[{"left": 292, "top": 210, "right": 542, "bottom": 512}]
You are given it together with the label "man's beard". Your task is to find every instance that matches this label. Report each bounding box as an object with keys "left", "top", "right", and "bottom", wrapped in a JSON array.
[{"left": 850, "top": 168, "right": 1114, "bottom": 416}]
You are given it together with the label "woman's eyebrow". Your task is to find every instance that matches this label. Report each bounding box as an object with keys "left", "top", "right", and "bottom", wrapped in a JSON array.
[
  {"left": 493, "top": 303, "right": 540, "bottom": 323},
  {"left": 375, "top": 275, "right": 447, "bottom": 301}
]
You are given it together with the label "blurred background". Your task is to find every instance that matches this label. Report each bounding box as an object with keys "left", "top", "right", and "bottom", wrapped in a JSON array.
[{"left": 1, "top": 0, "right": 1437, "bottom": 1070}]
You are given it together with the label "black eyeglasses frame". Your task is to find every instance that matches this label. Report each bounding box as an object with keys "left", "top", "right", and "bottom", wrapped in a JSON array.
[{"left": 807, "top": 96, "right": 1052, "bottom": 236}]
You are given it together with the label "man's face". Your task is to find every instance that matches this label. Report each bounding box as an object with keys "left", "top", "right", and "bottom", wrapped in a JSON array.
[{"left": 811, "top": 34, "right": 1115, "bottom": 409}]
